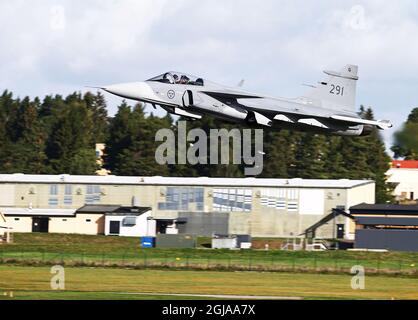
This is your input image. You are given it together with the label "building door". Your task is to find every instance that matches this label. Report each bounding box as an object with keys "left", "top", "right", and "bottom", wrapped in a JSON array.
[
  {"left": 336, "top": 224, "right": 345, "bottom": 239},
  {"left": 156, "top": 221, "right": 169, "bottom": 234},
  {"left": 32, "top": 217, "right": 49, "bottom": 233},
  {"left": 109, "top": 221, "right": 120, "bottom": 235}
]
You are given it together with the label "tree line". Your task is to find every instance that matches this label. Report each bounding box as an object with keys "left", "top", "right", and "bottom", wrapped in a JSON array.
[{"left": 1, "top": 89, "right": 412, "bottom": 203}]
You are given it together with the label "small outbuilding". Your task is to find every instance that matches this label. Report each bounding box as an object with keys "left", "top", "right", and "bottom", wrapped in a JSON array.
[
  {"left": 350, "top": 203, "right": 418, "bottom": 252},
  {"left": 212, "top": 234, "right": 252, "bottom": 249},
  {"left": 105, "top": 207, "right": 155, "bottom": 237},
  {"left": 76, "top": 205, "right": 155, "bottom": 237},
  {"left": 1, "top": 205, "right": 156, "bottom": 238}
]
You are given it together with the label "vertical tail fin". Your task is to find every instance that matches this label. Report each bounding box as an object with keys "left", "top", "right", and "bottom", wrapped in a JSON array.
[{"left": 302, "top": 65, "right": 359, "bottom": 112}]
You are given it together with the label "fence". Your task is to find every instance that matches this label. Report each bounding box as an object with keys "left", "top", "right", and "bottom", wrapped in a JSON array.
[{"left": 0, "top": 248, "right": 417, "bottom": 276}]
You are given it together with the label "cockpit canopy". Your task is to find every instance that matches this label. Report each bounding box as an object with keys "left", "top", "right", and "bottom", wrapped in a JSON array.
[{"left": 147, "top": 72, "right": 204, "bottom": 86}]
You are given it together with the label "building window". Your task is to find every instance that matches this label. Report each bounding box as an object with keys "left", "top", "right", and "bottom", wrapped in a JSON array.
[
  {"left": 62, "top": 219, "right": 67, "bottom": 222},
  {"left": 65, "top": 185, "right": 72, "bottom": 195},
  {"left": 86, "top": 219, "right": 91, "bottom": 222},
  {"left": 48, "top": 198, "right": 59, "bottom": 206},
  {"left": 14, "top": 218, "right": 20, "bottom": 221},
  {"left": 287, "top": 189, "right": 299, "bottom": 200},
  {"left": 49, "top": 184, "right": 59, "bottom": 207},
  {"left": 287, "top": 201, "right": 298, "bottom": 212},
  {"left": 85, "top": 185, "right": 101, "bottom": 204},
  {"left": 122, "top": 217, "right": 137, "bottom": 226},
  {"left": 86, "top": 185, "right": 93, "bottom": 194},
  {"left": 260, "top": 188, "right": 297, "bottom": 211},
  {"left": 158, "top": 187, "right": 204, "bottom": 211},
  {"left": 213, "top": 188, "right": 252, "bottom": 212},
  {"left": 63, "top": 185, "right": 73, "bottom": 205},
  {"left": 276, "top": 200, "right": 286, "bottom": 210},
  {"left": 50, "top": 185, "right": 58, "bottom": 195},
  {"left": 64, "top": 196, "right": 73, "bottom": 206}
]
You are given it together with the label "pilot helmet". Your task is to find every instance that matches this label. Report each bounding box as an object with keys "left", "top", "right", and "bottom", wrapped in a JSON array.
[{"left": 180, "top": 75, "right": 190, "bottom": 83}]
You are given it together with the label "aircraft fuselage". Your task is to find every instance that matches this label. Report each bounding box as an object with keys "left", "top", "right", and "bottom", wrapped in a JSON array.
[{"left": 101, "top": 68, "right": 392, "bottom": 136}]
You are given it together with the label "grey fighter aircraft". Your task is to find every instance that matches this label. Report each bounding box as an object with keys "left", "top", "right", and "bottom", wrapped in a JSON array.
[{"left": 100, "top": 65, "right": 392, "bottom": 136}]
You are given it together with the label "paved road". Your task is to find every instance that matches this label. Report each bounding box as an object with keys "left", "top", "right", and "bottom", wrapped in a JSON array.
[{"left": 114, "top": 292, "right": 303, "bottom": 300}]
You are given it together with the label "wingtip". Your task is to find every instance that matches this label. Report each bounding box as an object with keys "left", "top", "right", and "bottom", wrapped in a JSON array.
[{"left": 377, "top": 120, "right": 393, "bottom": 130}]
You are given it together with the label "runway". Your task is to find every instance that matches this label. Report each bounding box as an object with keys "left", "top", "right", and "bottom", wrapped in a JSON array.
[{"left": 111, "top": 292, "right": 303, "bottom": 300}]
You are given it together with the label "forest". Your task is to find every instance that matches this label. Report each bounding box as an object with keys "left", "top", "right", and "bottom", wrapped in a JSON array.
[{"left": 1, "top": 89, "right": 416, "bottom": 203}]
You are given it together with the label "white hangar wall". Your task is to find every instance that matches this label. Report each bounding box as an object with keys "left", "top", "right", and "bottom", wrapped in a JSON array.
[{"left": 0, "top": 175, "right": 375, "bottom": 239}]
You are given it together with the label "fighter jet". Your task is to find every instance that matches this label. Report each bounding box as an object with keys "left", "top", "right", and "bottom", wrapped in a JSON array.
[{"left": 100, "top": 65, "right": 392, "bottom": 136}]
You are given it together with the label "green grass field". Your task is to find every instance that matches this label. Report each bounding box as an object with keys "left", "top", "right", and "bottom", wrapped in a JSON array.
[
  {"left": 1, "top": 234, "right": 417, "bottom": 300},
  {"left": 1, "top": 233, "right": 417, "bottom": 275},
  {"left": 1, "top": 266, "right": 417, "bottom": 300}
]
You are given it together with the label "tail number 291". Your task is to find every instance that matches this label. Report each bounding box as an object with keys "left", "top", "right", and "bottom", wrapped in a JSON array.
[{"left": 330, "top": 84, "right": 344, "bottom": 96}]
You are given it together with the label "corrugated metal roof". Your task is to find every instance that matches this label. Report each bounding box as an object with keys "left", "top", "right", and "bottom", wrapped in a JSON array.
[
  {"left": 106, "top": 207, "right": 152, "bottom": 216},
  {"left": 1, "top": 208, "right": 76, "bottom": 217},
  {"left": 77, "top": 205, "right": 122, "bottom": 213},
  {"left": 0, "top": 174, "right": 373, "bottom": 189},
  {"left": 1, "top": 206, "right": 152, "bottom": 217},
  {"left": 356, "top": 216, "right": 418, "bottom": 226},
  {"left": 350, "top": 203, "right": 418, "bottom": 215}
]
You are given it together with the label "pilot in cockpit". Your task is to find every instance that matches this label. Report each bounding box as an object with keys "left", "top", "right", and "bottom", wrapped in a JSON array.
[
  {"left": 179, "top": 75, "right": 190, "bottom": 84},
  {"left": 173, "top": 74, "right": 179, "bottom": 84},
  {"left": 161, "top": 73, "right": 191, "bottom": 85}
]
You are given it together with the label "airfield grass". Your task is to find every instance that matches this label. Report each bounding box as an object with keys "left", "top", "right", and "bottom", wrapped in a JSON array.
[
  {"left": 1, "top": 233, "right": 417, "bottom": 274},
  {"left": 0, "top": 265, "right": 417, "bottom": 300}
]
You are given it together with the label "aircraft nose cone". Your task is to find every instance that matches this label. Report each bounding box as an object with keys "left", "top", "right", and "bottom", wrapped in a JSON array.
[{"left": 103, "top": 82, "right": 155, "bottom": 101}]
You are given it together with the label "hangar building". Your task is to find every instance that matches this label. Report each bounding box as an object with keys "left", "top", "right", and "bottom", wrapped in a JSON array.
[
  {"left": 351, "top": 203, "right": 418, "bottom": 252},
  {"left": 0, "top": 174, "right": 375, "bottom": 239},
  {"left": 387, "top": 160, "right": 418, "bottom": 203}
]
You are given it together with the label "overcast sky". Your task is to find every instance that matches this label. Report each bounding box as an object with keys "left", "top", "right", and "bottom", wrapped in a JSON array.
[{"left": 1, "top": 0, "right": 418, "bottom": 151}]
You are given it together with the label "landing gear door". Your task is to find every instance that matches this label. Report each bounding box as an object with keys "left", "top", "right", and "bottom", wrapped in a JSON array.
[{"left": 182, "top": 90, "right": 194, "bottom": 108}]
